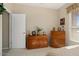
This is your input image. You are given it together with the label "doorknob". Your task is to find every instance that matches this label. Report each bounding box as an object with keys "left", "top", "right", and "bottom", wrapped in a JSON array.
[{"left": 23, "top": 32, "right": 26, "bottom": 35}]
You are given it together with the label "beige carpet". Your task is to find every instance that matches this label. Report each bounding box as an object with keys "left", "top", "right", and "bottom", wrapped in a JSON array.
[
  {"left": 47, "top": 45, "right": 79, "bottom": 56},
  {"left": 3, "top": 45, "right": 79, "bottom": 56},
  {"left": 3, "top": 47, "right": 52, "bottom": 56}
]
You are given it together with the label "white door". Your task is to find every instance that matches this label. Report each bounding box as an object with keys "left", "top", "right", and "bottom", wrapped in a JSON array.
[{"left": 11, "top": 14, "right": 26, "bottom": 48}]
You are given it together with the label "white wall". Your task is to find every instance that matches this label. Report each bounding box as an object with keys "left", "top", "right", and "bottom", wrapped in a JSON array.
[
  {"left": 8, "top": 4, "right": 59, "bottom": 40},
  {"left": 0, "top": 15, "right": 2, "bottom": 56}
]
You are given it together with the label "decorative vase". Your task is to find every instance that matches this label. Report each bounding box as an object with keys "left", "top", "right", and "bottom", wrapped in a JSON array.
[{"left": 32, "top": 31, "right": 36, "bottom": 36}]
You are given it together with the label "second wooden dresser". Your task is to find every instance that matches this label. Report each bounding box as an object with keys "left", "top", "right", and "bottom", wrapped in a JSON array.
[{"left": 50, "top": 31, "right": 65, "bottom": 48}]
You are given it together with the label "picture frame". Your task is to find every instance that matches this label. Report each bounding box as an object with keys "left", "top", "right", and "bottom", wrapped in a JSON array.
[{"left": 60, "top": 18, "right": 65, "bottom": 25}]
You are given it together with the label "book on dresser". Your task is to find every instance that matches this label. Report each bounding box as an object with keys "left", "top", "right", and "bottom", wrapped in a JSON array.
[
  {"left": 26, "top": 35, "right": 48, "bottom": 49},
  {"left": 50, "top": 31, "right": 65, "bottom": 48}
]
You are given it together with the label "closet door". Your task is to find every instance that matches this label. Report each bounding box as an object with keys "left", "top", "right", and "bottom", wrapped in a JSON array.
[{"left": 11, "top": 14, "right": 26, "bottom": 48}]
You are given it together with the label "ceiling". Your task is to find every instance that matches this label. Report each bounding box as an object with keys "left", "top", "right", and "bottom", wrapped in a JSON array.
[{"left": 19, "top": 3, "right": 66, "bottom": 10}]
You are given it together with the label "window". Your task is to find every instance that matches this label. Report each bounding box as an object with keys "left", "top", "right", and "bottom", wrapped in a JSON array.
[
  {"left": 71, "top": 12, "right": 79, "bottom": 42},
  {"left": 77, "top": 15, "right": 79, "bottom": 26}
]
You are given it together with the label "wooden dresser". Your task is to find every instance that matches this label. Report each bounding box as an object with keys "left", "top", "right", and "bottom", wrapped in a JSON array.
[
  {"left": 50, "top": 31, "right": 65, "bottom": 48},
  {"left": 26, "top": 35, "right": 48, "bottom": 49}
]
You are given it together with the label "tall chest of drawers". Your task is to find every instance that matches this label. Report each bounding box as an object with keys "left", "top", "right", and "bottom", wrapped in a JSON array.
[{"left": 50, "top": 31, "right": 65, "bottom": 48}]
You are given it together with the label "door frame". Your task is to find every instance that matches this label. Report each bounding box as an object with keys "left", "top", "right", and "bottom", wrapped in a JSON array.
[{"left": 2, "top": 11, "right": 10, "bottom": 49}]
